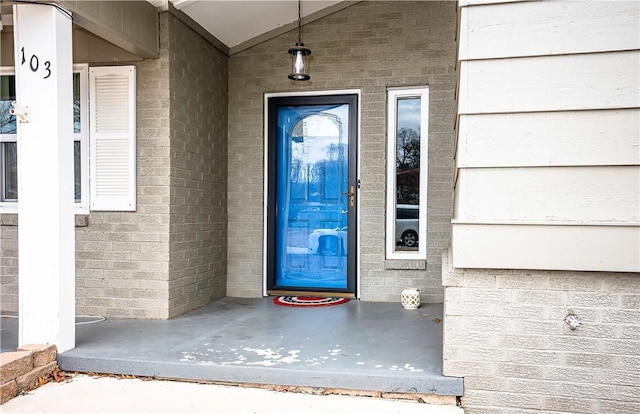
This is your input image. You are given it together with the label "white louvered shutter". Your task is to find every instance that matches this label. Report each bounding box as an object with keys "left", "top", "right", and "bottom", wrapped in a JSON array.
[{"left": 89, "top": 66, "right": 136, "bottom": 211}]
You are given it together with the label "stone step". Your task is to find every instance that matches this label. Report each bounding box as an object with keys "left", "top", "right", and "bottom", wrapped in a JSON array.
[{"left": 0, "top": 344, "right": 58, "bottom": 405}]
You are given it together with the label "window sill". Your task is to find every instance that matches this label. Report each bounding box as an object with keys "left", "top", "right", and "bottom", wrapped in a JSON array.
[
  {"left": 384, "top": 259, "right": 426, "bottom": 270},
  {"left": 75, "top": 215, "right": 89, "bottom": 227}
]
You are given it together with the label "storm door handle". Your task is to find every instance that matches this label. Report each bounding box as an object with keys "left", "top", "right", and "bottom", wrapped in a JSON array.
[{"left": 342, "top": 185, "right": 355, "bottom": 208}]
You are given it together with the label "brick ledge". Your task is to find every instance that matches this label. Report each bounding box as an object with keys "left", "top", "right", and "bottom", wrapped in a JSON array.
[{"left": 0, "top": 344, "right": 57, "bottom": 405}]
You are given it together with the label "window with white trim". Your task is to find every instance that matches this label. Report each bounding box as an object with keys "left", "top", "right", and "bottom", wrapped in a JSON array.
[
  {"left": 386, "top": 87, "right": 429, "bottom": 259},
  {"left": 0, "top": 64, "right": 136, "bottom": 214},
  {"left": 0, "top": 68, "right": 18, "bottom": 203}
]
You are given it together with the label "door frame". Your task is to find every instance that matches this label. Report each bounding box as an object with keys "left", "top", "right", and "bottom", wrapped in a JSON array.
[{"left": 263, "top": 90, "right": 361, "bottom": 298}]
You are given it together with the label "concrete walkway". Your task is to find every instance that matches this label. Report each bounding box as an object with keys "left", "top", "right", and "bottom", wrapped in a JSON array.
[{"left": 1, "top": 374, "right": 464, "bottom": 414}]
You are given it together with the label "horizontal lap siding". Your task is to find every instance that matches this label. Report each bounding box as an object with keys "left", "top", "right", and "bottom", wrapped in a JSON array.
[
  {"left": 455, "top": 166, "right": 640, "bottom": 223},
  {"left": 456, "top": 110, "right": 640, "bottom": 168},
  {"left": 458, "top": 51, "right": 640, "bottom": 114},
  {"left": 459, "top": 1, "right": 639, "bottom": 60},
  {"left": 449, "top": 5, "right": 640, "bottom": 413},
  {"left": 453, "top": 0, "right": 640, "bottom": 272}
]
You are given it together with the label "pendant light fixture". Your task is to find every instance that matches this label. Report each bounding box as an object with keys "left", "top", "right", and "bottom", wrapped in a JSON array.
[{"left": 288, "top": 0, "right": 311, "bottom": 81}]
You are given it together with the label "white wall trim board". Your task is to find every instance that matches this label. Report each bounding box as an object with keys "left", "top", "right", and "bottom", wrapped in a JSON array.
[{"left": 451, "top": 224, "right": 640, "bottom": 272}]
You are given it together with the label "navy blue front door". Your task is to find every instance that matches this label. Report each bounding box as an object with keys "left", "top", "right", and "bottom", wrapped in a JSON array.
[{"left": 266, "top": 95, "right": 357, "bottom": 295}]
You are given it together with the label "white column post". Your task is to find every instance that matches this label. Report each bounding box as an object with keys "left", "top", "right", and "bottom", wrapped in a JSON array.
[{"left": 14, "top": 4, "right": 75, "bottom": 352}]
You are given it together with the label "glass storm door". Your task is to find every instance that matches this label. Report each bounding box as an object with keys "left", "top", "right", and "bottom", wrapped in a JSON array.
[{"left": 266, "top": 94, "right": 357, "bottom": 295}]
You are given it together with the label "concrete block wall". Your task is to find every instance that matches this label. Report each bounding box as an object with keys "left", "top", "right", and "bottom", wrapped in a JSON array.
[
  {"left": 0, "top": 16, "right": 172, "bottom": 319},
  {"left": 442, "top": 253, "right": 640, "bottom": 414},
  {"left": 227, "top": 1, "right": 457, "bottom": 301},
  {"left": 0, "top": 45, "right": 173, "bottom": 318},
  {"left": 0, "top": 216, "right": 18, "bottom": 313},
  {"left": 74, "top": 13, "right": 173, "bottom": 319},
  {"left": 1, "top": 12, "right": 229, "bottom": 319},
  {"left": 166, "top": 14, "right": 229, "bottom": 317}
]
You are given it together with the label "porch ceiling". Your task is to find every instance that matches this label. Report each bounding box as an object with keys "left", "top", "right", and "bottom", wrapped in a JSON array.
[
  {"left": 160, "top": 0, "right": 355, "bottom": 54},
  {"left": 1, "top": 1, "right": 356, "bottom": 57}
]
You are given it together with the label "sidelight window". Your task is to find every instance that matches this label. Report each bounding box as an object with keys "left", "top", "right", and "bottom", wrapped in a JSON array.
[{"left": 386, "top": 87, "right": 429, "bottom": 259}]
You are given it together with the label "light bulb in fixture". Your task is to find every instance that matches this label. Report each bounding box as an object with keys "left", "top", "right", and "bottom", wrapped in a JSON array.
[{"left": 288, "top": 43, "right": 311, "bottom": 81}]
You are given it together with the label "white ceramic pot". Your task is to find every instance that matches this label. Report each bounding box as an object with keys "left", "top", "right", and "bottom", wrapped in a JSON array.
[{"left": 401, "top": 288, "right": 421, "bottom": 309}]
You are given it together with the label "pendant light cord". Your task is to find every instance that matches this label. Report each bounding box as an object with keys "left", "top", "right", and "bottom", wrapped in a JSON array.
[{"left": 297, "top": 0, "right": 303, "bottom": 44}]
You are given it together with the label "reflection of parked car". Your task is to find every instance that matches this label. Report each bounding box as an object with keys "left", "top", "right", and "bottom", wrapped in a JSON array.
[
  {"left": 396, "top": 204, "right": 419, "bottom": 248},
  {"left": 308, "top": 227, "right": 347, "bottom": 256}
]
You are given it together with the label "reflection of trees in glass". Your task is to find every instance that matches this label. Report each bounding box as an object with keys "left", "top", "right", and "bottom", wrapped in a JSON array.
[
  {"left": 0, "top": 99, "right": 80, "bottom": 134},
  {"left": 74, "top": 141, "right": 82, "bottom": 201},
  {"left": 0, "top": 102, "right": 16, "bottom": 134},
  {"left": 396, "top": 127, "right": 420, "bottom": 205},
  {"left": 313, "top": 143, "right": 345, "bottom": 200},
  {"left": 396, "top": 127, "right": 419, "bottom": 171},
  {"left": 0, "top": 74, "right": 79, "bottom": 133},
  {"left": 2, "top": 74, "right": 18, "bottom": 200},
  {"left": 1, "top": 75, "right": 17, "bottom": 134},
  {"left": 73, "top": 73, "right": 81, "bottom": 133},
  {"left": 291, "top": 141, "right": 347, "bottom": 202},
  {"left": 1, "top": 73, "right": 82, "bottom": 201},
  {"left": 73, "top": 89, "right": 82, "bottom": 200},
  {"left": 325, "top": 143, "right": 345, "bottom": 161},
  {"left": 292, "top": 143, "right": 346, "bottom": 184},
  {"left": 2, "top": 142, "right": 18, "bottom": 199},
  {"left": 74, "top": 99, "right": 81, "bottom": 133},
  {"left": 289, "top": 112, "right": 346, "bottom": 203}
]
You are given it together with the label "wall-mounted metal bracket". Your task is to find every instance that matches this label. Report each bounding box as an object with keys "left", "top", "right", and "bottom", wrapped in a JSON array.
[{"left": 10, "top": 101, "right": 29, "bottom": 123}]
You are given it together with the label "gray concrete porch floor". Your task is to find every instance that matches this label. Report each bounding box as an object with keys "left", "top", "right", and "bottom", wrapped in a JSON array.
[{"left": 1, "top": 297, "right": 463, "bottom": 396}]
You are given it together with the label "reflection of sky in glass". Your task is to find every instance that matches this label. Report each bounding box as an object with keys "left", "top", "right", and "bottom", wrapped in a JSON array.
[
  {"left": 397, "top": 97, "right": 420, "bottom": 134},
  {"left": 292, "top": 104, "right": 348, "bottom": 165}
]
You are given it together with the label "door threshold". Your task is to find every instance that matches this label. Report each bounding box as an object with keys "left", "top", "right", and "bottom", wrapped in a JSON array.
[{"left": 267, "top": 290, "right": 356, "bottom": 299}]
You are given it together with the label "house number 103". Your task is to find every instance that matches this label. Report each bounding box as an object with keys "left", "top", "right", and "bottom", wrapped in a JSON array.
[{"left": 20, "top": 47, "right": 52, "bottom": 79}]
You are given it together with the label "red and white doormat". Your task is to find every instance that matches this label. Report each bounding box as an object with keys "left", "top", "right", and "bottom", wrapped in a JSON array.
[{"left": 272, "top": 296, "right": 350, "bottom": 307}]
